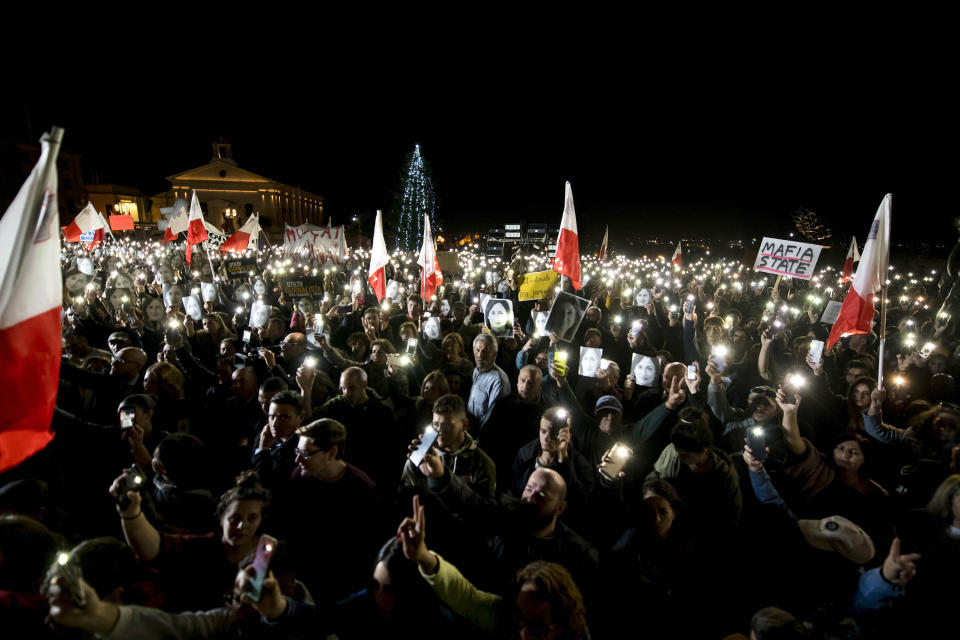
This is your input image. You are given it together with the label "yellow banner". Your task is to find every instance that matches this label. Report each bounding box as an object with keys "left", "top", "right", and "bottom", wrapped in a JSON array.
[{"left": 518, "top": 270, "right": 559, "bottom": 301}]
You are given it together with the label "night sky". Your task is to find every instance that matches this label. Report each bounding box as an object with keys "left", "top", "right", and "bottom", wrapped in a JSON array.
[{"left": 2, "top": 56, "right": 954, "bottom": 251}]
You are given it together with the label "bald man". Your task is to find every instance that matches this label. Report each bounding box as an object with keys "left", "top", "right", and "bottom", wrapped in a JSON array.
[
  {"left": 417, "top": 450, "right": 599, "bottom": 596},
  {"left": 60, "top": 346, "right": 147, "bottom": 423},
  {"left": 317, "top": 366, "right": 397, "bottom": 490}
]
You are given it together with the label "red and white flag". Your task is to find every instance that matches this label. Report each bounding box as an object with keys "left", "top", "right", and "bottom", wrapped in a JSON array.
[
  {"left": 162, "top": 200, "right": 188, "bottom": 243},
  {"left": 220, "top": 213, "right": 259, "bottom": 254},
  {"left": 827, "top": 195, "right": 891, "bottom": 349},
  {"left": 368, "top": 210, "right": 389, "bottom": 302},
  {"left": 61, "top": 202, "right": 105, "bottom": 249},
  {"left": 417, "top": 213, "right": 443, "bottom": 302},
  {"left": 185, "top": 190, "right": 208, "bottom": 265},
  {"left": 671, "top": 241, "right": 683, "bottom": 269},
  {"left": 599, "top": 225, "right": 609, "bottom": 261},
  {"left": 841, "top": 236, "right": 860, "bottom": 282},
  {"left": 553, "top": 181, "right": 581, "bottom": 290},
  {"left": 0, "top": 130, "right": 63, "bottom": 472}
]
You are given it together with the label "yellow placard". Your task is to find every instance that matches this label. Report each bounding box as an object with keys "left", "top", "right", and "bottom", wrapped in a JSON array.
[{"left": 518, "top": 270, "right": 559, "bottom": 301}]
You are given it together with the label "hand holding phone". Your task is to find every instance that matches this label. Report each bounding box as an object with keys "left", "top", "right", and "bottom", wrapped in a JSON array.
[
  {"left": 247, "top": 535, "right": 278, "bottom": 602},
  {"left": 808, "top": 340, "right": 824, "bottom": 364},
  {"left": 45, "top": 553, "right": 86, "bottom": 608},
  {"left": 409, "top": 427, "right": 440, "bottom": 467},
  {"left": 120, "top": 406, "right": 136, "bottom": 429},
  {"left": 598, "top": 443, "right": 633, "bottom": 481},
  {"left": 746, "top": 427, "right": 768, "bottom": 462}
]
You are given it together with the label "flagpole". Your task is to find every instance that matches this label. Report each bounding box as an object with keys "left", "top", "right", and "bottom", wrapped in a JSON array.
[{"left": 876, "top": 194, "right": 892, "bottom": 388}]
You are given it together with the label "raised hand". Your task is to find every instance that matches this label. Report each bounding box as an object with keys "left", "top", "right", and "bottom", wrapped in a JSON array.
[
  {"left": 236, "top": 567, "right": 287, "bottom": 619},
  {"left": 805, "top": 353, "right": 824, "bottom": 376},
  {"left": 881, "top": 538, "right": 921, "bottom": 585},
  {"left": 259, "top": 348, "right": 277, "bottom": 369},
  {"left": 705, "top": 358, "right": 723, "bottom": 385},
  {"left": 665, "top": 376, "right": 686, "bottom": 410},
  {"left": 396, "top": 495, "right": 436, "bottom": 573},
  {"left": 743, "top": 442, "right": 767, "bottom": 472},
  {"left": 683, "top": 361, "right": 701, "bottom": 395},
  {"left": 775, "top": 386, "right": 801, "bottom": 415}
]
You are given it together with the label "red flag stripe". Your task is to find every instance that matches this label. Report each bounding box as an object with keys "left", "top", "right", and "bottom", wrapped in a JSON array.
[{"left": 0, "top": 307, "right": 59, "bottom": 470}]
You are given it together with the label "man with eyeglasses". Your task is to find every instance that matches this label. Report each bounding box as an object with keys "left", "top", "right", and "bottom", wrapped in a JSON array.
[
  {"left": 276, "top": 418, "right": 379, "bottom": 603},
  {"left": 252, "top": 390, "right": 306, "bottom": 489}
]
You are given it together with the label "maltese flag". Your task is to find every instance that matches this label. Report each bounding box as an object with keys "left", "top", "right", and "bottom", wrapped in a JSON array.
[
  {"left": 841, "top": 236, "right": 860, "bottom": 282},
  {"left": 417, "top": 213, "right": 443, "bottom": 303},
  {"left": 162, "top": 200, "right": 188, "bottom": 243},
  {"left": 827, "top": 195, "right": 891, "bottom": 349},
  {"left": 61, "top": 202, "right": 105, "bottom": 249},
  {"left": 368, "top": 210, "right": 390, "bottom": 302},
  {"left": 185, "top": 190, "right": 208, "bottom": 265},
  {"left": 220, "top": 213, "right": 260, "bottom": 254},
  {"left": 671, "top": 241, "right": 683, "bottom": 269},
  {"left": 0, "top": 129, "right": 64, "bottom": 472},
  {"left": 553, "top": 181, "right": 582, "bottom": 290}
]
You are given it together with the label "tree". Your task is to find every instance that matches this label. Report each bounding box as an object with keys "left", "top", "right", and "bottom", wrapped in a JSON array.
[
  {"left": 391, "top": 144, "right": 438, "bottom": 252},
  {"left": 792, "top": 207, "right": 832, "bottom": 244}
]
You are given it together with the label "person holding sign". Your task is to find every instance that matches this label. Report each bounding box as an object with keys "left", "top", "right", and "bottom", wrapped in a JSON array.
[{"left": 484, "top": 299, "right": 514, "bottom": 338}]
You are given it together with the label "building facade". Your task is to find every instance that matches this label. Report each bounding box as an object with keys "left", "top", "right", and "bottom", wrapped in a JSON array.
[{"left": 160, "top": 141, "right": 324, "bottom": 235}]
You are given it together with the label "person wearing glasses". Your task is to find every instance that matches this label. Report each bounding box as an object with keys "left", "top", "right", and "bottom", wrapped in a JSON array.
[{"left": 274, "top": 418, "right": 380, "bottom": 604}]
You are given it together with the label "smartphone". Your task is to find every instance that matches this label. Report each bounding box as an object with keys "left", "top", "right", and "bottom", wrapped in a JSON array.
[
  {"left": 120, "top": 406, "right": 136, "bottom": 429},
  {"left": 386, "top": 354, "right": 411, "bottom": 367},
  {"left": 247, "top": 534, "right": 278, "bottom": 602},
  {"left": 234, "top": 353, "right": 247, "bottom": 367},
  {"left": 711, "top": 345, "right": 728, "bottom": 373},
  {"left": 126, "top": 315, "right": 136, "bottom": 327},
  {"left": 45, "top": 554, "right": 86, "bottom": 608},
  {"left": 746, "top": 426, "right": 768, "bottom": 462},
  {"left": 116, "top": 468, "right": 145, "bottom": 511},
  {"left": 405, "top": 338, "right": 418, "bottom": 356},
  {"left": 165, "top": 324, "right": 182, "bottom": 343},
  {"left": 338, "top": 304, "right": 352, "bottom": 314},
  {"left": 683, "top": 299, "right": 695, "bottom": 314},
  {"left": 808, "top": 339, "right": 824, "bottom": 364},
  {"left": 686, "top": 364, "right": 697, "bottom": 381},
  {"left": 242, "top": 330, "right": 252, "bottom": 343},
  {"left": 409, "top": 427, "right": 440, "bottom": 467},
  {"left": 553, "top": 351, "right": 568, "bottom": 375},
  {"left": 599, "top": 443, "right": 633, "bottom": 481}
]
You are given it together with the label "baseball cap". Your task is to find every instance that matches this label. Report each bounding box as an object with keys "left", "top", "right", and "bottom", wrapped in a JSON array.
[
  {"left": 595, "top": 395, "right": 623, "bottom": 415},
  {"left": 798, "top": 515, "right": 875, "bottom": 564}
]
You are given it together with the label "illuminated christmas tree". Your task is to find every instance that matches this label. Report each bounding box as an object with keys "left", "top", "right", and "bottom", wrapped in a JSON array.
[{"left": 392, "top": 144, "right": 438, "bottom": 252}]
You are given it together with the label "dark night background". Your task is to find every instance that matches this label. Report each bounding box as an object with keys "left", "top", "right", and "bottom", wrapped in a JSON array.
[{"left": 1, "top": 47, "right": 954, "bottom": 254}]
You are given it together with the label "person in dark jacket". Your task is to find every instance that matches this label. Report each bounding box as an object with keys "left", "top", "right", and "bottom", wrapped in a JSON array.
[
  {"left": 510, "top": 406, "right": 595, "bottom": 525},
  {"left": 416, "top": 448, "right": 600, "bottom": 600}
]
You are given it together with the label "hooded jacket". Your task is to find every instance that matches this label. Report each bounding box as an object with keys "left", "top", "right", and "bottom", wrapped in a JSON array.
[{"left": 400, "top": 432, "right": 496, "bottom": 498}]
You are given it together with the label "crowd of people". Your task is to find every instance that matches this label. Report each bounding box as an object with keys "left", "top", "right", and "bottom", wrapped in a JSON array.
[{"left": 2, "top": 234, "right": 959, "bottom": 639}]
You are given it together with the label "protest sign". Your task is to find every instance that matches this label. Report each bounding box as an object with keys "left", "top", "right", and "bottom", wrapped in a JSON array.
[
  {"left": 182, "top": 295, "right": 203, "bottom": 321},
  {"left": 249, "top": 302, "right": 270, "bottom": 328},
  {"left": 753, "top": 237, "right": 822, "bottom": 279},
  {"left": 517, "top": 270, "right": 559, "bottom": 301},
  {"left": 224, "top": 257, "right": 257, "bottom": 277},
  {"left": 579, "top": 347, "right": 602, "bottom": 377},
  {"left": 201, "top": 282, "right": 218, "bottom": 302},
  {"left": 820, "top": 300, "right": 843, "bottom": 325},
  {"left": 284, "top": 224, "right": 346, "bottom": 264},
  {"left": 282, "top": 276, "right": 325, "bottom": 297},
  {"left": 483, "top": 299, "right": 514, "bottom": 338}
]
